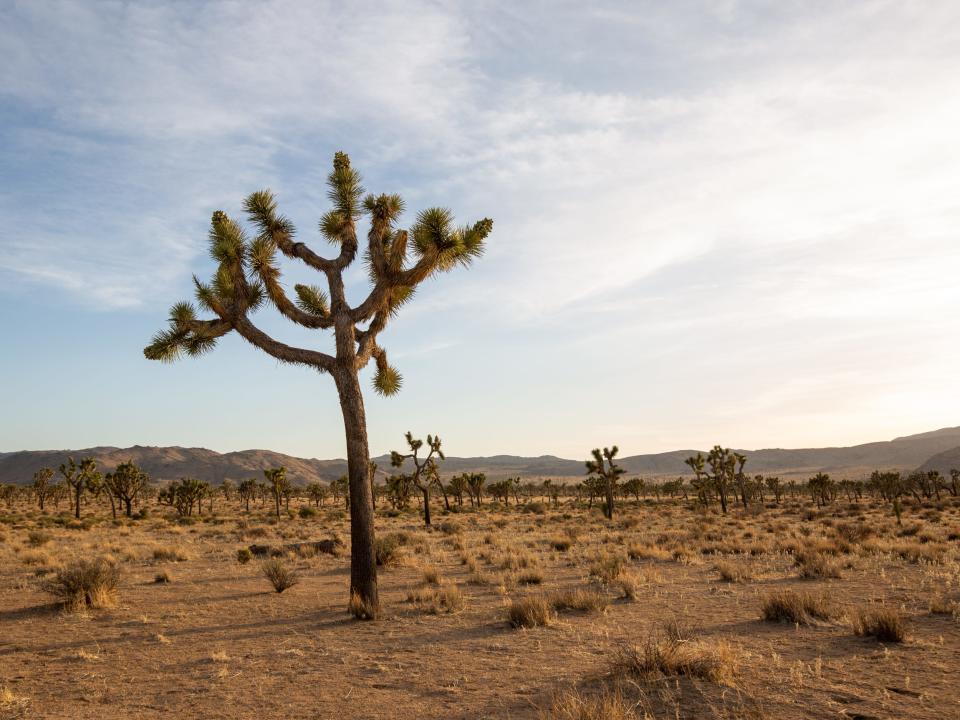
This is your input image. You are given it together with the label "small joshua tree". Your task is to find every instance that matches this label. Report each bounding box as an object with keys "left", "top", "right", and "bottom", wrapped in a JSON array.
[
  {"left": 264, "top": 467, "right": 290, "bottom": 519},
  {"left": 58, "top": 457, "right": 100, "bottom": 520},
  {"left": 238, "top": 478, "right": 257, "bottom": 512},
  {"left": 144, "top": 152, "right": 491, "bottom": 615},
  {"left": 586, "top": 446, "right": 625, "bottom": 520},
  {"left": 32, "top": 467, "right": 55, "bottom": 511},
  {"left": 391, "top": 432, "right": 444, "bottom": 527},
  {"left": 104, "top": 460, "right": 150, "bottom": 517}
]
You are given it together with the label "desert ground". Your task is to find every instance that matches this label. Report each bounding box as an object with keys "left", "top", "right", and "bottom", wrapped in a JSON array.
[{"left": 1, "top": 495, "right": 959, "bottom": 719}]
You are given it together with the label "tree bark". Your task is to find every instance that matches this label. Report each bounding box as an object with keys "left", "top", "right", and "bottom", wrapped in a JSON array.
[{"left": 335, "top": 368, "right": 379, "bottom": 614}]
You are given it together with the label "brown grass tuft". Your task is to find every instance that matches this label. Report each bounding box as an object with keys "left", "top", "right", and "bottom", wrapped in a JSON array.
[
  {"left": 508, "top": 595, "right": 553, "bottom": 628},
  {"left": 760, "top": 589, "right": 834, "bottom": 624},
  {"left": 42, "top": 558, "right": 119, "bottom": 611}
]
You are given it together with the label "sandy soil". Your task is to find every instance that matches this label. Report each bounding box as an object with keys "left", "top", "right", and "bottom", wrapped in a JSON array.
[{"left": 1, "top": 497, "right": 959, "bottom": 719}]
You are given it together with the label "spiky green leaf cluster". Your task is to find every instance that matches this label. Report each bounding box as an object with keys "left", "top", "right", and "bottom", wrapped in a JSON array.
[
  {"left": 373, "top": 363, "right": 402, "bottom": 396},
  {"left": 294, "top": 284, "right": 329, "bottom": 316},
  {"left": 411, "top": 209, "right": 491, "bottom": 271}
]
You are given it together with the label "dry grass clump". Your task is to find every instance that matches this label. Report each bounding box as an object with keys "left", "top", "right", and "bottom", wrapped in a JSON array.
[
  {"left": 514, "top": 569, "right": 545, "bottom": 585},
  {"left": 152, "top": 545, "right": 188, "bottom": 562},
  {"left": 421, "top": 566, "right": 443, "bottom": 586},
  {"left": 0, "top": 687, "right": 30, "bottom": 720},
  {"left": 42, "top": 558, "right": 119, "bottom": 611},
  {"left": 537, "top": 687, "right": 633, "bottom": 720},
  {"left": 549, "top": 588, "right": 609, "bottom": 614},
  {"left": 589, "top": 554, "right": 627, "bottom": 584},
  {"left": 407, "top": 584, "right": 465, "bottom": 614},
  {"left": 499, "top": 549, "right": 539, "bottom": 570},
  {"left": 715, "top": 560, "right": 752, "bottom": 583},
  {"left": 260, "top": 558, "right": 299, "bottom": 593},
  {"left": 375, "top": 533, "right": 407, "bottom": 567},
  {"left": 853, "top": 606, "right": 906, "bottom": 642},
  {"left": 627, "top": 543, "right": 671, "bottom": 561},
  {"left": 508, "top": 595, "right": 554, "bottom": 628},
  {"left": 611, "top": 631, "right": 740, "bottom": 687},
  {"left": 347, "top": 591, "right": 379, "bottom": 621},
  {"left": 549, "top": 536, "right": 572, "bottom": 552},
  {"left": 760, "top": 589, "right": 834, "bottom": 624},
  {"left": 795, "top": 551, "right": 842, "bottom": 579},
  {"left": 929, "top": 594, "right": 959, "bottom": 617},
  {"left": 27, "top": 530, "right": 52, "bottom": 547}
]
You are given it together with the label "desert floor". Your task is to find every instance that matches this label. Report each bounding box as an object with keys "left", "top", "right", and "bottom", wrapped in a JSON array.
[{"left": 1, "top": 496, "right": 959, "bottom": 719}]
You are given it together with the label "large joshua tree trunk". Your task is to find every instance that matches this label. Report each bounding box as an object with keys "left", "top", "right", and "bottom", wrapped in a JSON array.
[{"left": 335, "top": 368, "right": 379, "bottom": 609}]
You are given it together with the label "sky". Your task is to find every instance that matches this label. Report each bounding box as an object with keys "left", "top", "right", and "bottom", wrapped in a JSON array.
[{"left": 2, "top": 1, "right": 960, "bottom": 460}]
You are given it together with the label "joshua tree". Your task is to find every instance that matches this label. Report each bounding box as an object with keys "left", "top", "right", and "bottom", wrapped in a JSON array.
[
  {"left": 306, "top": 482, "right": 328, "bottom": 508},
  {"left": 705, "top": 446, "right": 736, "bottom": 514},
  {"left": 238, "top": 478, "right": 257, "bottom": 512},
  {"left": 32, "top": 467, "right": 55, "bottom": 511},
  {"left": 58, "top": 457, "right": 100, "bottom": 520},
  {"left": 264, "top": 467, "right": 290, "bottom": 519},
  {"left": 391, "top": 432, "right": 444, "bottom": 527},
  {"left": 585, "top": 446, "right": 625, "bottom": 520},
  {"left": 104, "top": 460, "right": 150, "bottom": 517},
  {"left": 144, "top": 152, "right": 491, "bottom": 615}
]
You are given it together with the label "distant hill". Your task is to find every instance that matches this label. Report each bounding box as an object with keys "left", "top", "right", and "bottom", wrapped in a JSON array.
[
  {"left": 917, "top": 446, "right": 960, "bottom": 477},
  {"left": 3, "top": 426, "right": 960, "bottom": 485}
]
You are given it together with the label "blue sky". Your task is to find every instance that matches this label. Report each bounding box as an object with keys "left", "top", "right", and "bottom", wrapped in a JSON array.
[{"left": 2, "top": 1, "right": 960, "bottom": 459}]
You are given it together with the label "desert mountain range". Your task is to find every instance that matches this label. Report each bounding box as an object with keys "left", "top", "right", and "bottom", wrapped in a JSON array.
[{"left": 3, "top": 426, "right": 960, "bottom": 486}]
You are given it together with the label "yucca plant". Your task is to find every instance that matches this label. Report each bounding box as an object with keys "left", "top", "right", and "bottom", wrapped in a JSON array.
[
  {"left": 145, "top": 152, "right": 492, "bottom": 616},
  {"left": 391, "top": 432, "right": 445, "bottom": 527},
  {"left": 585, "top": 446, "right": 625, "bottom": 520}
]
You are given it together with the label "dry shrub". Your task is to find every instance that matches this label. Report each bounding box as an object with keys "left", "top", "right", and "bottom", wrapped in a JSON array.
[
  {"left": 0, "top": 687, "right": 30, "bottom": 720},
  {"left": 617, "top": 572, "right": 644, "bottom": 600},
  {"left": 835, "top": 521, "right": 873, "bottom": 545},
  {"left": 627, "top": 543, "right": 671, "bottom": 561},
  {"left": 375, "top": 533, "right": 407, "bottom": 567},
  {"left": 515, "top": 569, "right": 545, "bottom": 585},
  {"left": 549, "top": 589, "right": 609, "bottom": 614},
  {"left": 715, "top": 560, "right": 752, "bottom": 583},
  {"left": 27, "top": 531, "right": 52, "bottom": 547},
  {"left": 438, "top": 520, "right": 462, "bottom": 535},
  {"left": 508, "top": 595, "right": 553, "bottom": 628},
  {"left": 796, "top": 551, "right": 842, "bottom": 579},
  {"left": 152, "top": 546, "right": 188, "bottom": 562},
  {"left": 853, "top": 607, "right": 906, "bottom": 642},
  {"left": 760, "top": 590, "right": 834, "bottom": 624},
  {"left": 589, "top": 554, "right": 627, "bottom": 584},
  {"left": 538, "top": 687, "right": 633, "bottom": 720},
  {"left": 347, "top": 591, "right": 379, "bottom": 620},
  {"left": 499, "top": 549, "right": 539, "bottom": 571},
  {"left": 421, "top": 566, "right": 443, "bottom": 586},
  {"left": 929, "top": 595, "right": 958, "bottom": 616},
  {"left": 42, "top": 558, "right": 119, "bottom": 611},
  {"left": 407, "top": 584, "right": 464, "bottom": 614},
  {"left": 893, "top": 542, "right": 943, "bottom": 564},
  {"left": 550, "top": 537, "right": 572, "bottom": 552},
  {"left": 261, "top": 558, "right": 299, "bottom": 593},
  {"left": 611, "top": 632, "right": 739, "bottom": 687}
]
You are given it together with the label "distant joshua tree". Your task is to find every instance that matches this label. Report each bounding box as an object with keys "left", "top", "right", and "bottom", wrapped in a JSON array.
[
  {"left": 264, "top": 467, "right": 290, "bottom": 519},
  {"left": 104, "top": 460, "right": 150, "bottom": 517},
  {"left": 585, "top": 446, "right": 625, "bottom": 520},
  {"left": 238, "top": 478, "right": 257, "bottom": 512},
  {"left": 144, "top": 152, "right": 492, "bottom": 616},
  {"left": 32, "top": 467, "right": 55, "bottom": 511},
  {"left": 59, "top": 457, "right": 100, "bottom": 520},
  {"left": 391, "top": 432, "right": 444, "bottom": 527}
]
